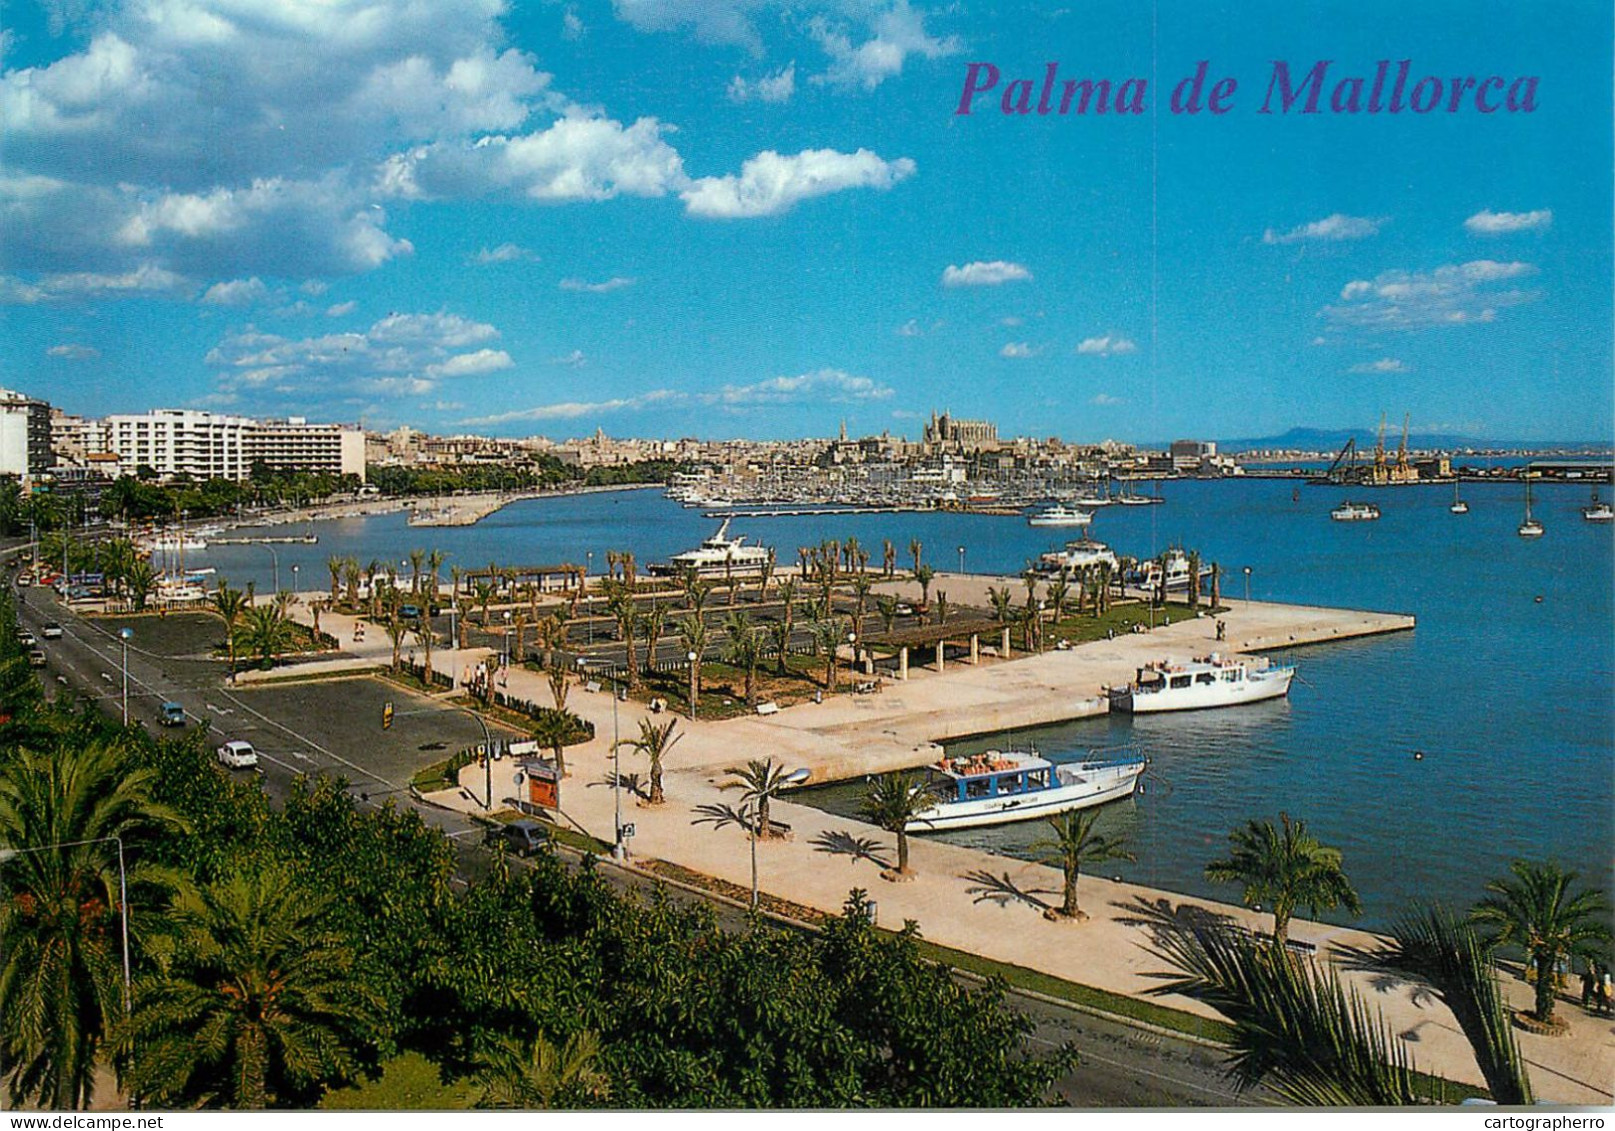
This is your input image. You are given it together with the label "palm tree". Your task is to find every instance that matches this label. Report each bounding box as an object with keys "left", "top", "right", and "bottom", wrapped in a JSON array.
[
  {"left": 882, "top": 539, "right": 896, "bottom": 579},
  {"left": 601, "top": 579, "right": 640, "bottom": 691},
  {"left": 1186, "top": 549, "right": 1203, "bottom": 610},
  {"left": 342, "top": 558, "right": 361, "bottom": 608},
  {"left": 814, "top": 616, "right": 847, "bottom": 690},
  {"left": 616, "top": 718, "right": 681, "bottom": 805},
  {"left": 639, "top": 602, "right": 667, "bottom": 677},
  {"left": 235, "top": 605, "right": 294, "bottom": 670},
  {"left": 908, "top": 538, "right": 923, "bottom": 575},
  {"left": 1204, "top": 814, "right": 1362, "bottom": 946},
  {"left": 211, "top": 581, "right": 249, "bottom": 679},
  {"left": 1032, "top": 809, "right": 1133, "bottom": 920},
  {"left": 987, "top": 585, "right": 1015, "bottom": 626},
  {"left": 414, "top": 614, "right": 435, "bottom": 686},
  {"left": 475, "top": 1030, "right": 608, "bottom": 1109},
  {"left": 0, "top": 738, "right": 183, "bottom": 1110},
  {"left": 1470, "top": 860, "right": 1611, "bottom": 1027},
  {"left": 407, "top": 549, "right": 425, "bottom": 598},
  {"left": 425, "top": 549, "right": 445, "bottom": 607},
  {"left": 530, "top": 710, "right": 590, "bottom": 780},
  {"left": 473, "top": 578, "right": 497, "bottom": 629},
  {"left": 913, "top": 564, "right": 935, "bottom": 608},
  {"left": 859, "top": 770, "right": 938, "bottom": 880},
  {"left": 722, "top": 757, "right": 806, "bottom": 843},
  {"left": 125, "top": 558, "right": 157, "bottom": 612},
  {"left": 325, "top": 555, "right": 343, "bottom": 602},
  {"left": 767, "top": 618, "right": 793, "bottom": 677},
  {"left": 674, "top": 615, "right": 708, "bottom": 711},
  {"left": 116, "top": 864, "right": 378, "bottom": 1109},
  {"left": 721, "top": 611, "right": 763, "bottom": 707},
  {"left": 875, "top": 595, "right": 899, "bottom": 634}
]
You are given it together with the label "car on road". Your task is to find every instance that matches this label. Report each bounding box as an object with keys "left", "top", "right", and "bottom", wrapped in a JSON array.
[
  {"left": 28, "top": 649, "right": 46, "bottom": 668},
  {"left": 15, "top": 573, "right": 30, "bottom": 587},
  {"left": 216, "top": 740, "right": 258, "bottom": 769},
  {"left": 160, "top": 702, "right": 187, "bottom": 727},
  {"left": 484, "top": 818, "right": 550, "bottom": 856},
  {"left": 41, "top": 622, "right": 64, "bottom": 639},
  {"left": 16, "top": 630, "right": 36, "bottom": 646}
]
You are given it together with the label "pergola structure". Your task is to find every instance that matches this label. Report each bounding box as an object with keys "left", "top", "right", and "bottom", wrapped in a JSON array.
[
  {"left": 460, "top": 564, "right": 587, "bottom": 597},
  {"left": 859, "top": 617, "right": 1008, "bottom": 680}
]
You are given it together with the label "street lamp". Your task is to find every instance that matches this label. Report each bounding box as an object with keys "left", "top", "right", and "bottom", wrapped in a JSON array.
[
  {"left": 847, "top": 631, "right": 857, "bottom": 682},
  {"left": 260, "top": 544, "right": 280, "bottom": 593},
  {"left": 0, "top": 837, "right": 131, "bottom": 1014},
  {"left": 581, "top": 657, "right": 624, "bottom": 857},
  {"left": 687, "top": 650, "right": 698, "bottom": 720},
  {"left": 1037, "top": 601, "right": 1046, "bottom": 653},
  {"left": 585, "top": 552, "right": 594, "bottom": 646},
  {"left": 119, "top": 627, "right": 132, "bottom": 724},
  {"left": 694, "top": 764, "right": 810, "bottom": 912},
  {"left": 958, "top": 545, "right": 966, "bottom": 574},
  {"left": 290, "top": 563, "right": 299, "bottom": 596},
  {"left": 1243, "top": 566, "right": 1252, "bottom": 605},
  {"left": 502, "top": 610, "right": 512, "bottom": 667}
]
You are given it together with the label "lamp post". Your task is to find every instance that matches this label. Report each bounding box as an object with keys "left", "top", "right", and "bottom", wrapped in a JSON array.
[
  {"left": 687, "top": 650, "right": 698, "bottom": 720},
  {"left": 119, "top": 627, "right": 132, "bottom": 724},
  {"left": 581, "top": 657, "right": 623, "bottom": 857},
  {"left": 502, "top": 610, "right": 512, "bottom": 667},
  {"left": 290, "top": 563, "right": 299, "bottom": 596},
  {"left": 847, "top": 631, "right": 857, "bottom": 682},
  {"left": 260, "top": 544, "right": 280, "bottom": 593},
  {"left": 0, "top": 837, "right": 131, "bottom": 1014},
  {"left": 1037, "top": 601, "right": 1046, "bottom": 653},
  {"left": 585, "top": 551, "right": 595, "bottom": 646},
  {"left": 746, "top": 767, "right": 810, "bottom": 911},
  {"left": 1243, "top": 566, "right": 1252, "bottom": 605},
  {"left": 958, "top": 545, "right": 965, "bottom": 574}
]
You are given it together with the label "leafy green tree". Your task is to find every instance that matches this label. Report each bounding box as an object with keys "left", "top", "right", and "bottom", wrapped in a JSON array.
[
  {"left": 859, "top": 770, "right": 938, "bottom": 879},
  {"left": 211, "top": 581, "right": 249, "bottom": 678},
  {"left": 913, "top": 564, "right": 935, "bottom": 607},
  {"left": 1204, "top": 814, "right": 1362, "bottom": 945},
  {"left": 1470, "top": 860, "right": 1611, "bottom": 1026},
  {"left": 117, "top": 863, "right": 380, "bottom": 1109},
  {"left": 125, "top": 558, "right": 158, "bottom": 612},
  {"left": 1031, "top": 809, "right": 1133, "bottom": 920},
  {"left": 617, "top": 718, "right": 681, "bottom": 804},
  {"left": 234, "top": 605, "right": 293, "bottom": 670},
  {"left": 0, "top": 737, "right": 183, "bottom": 1109},
  {"left": 529, "top": 709, "right": 591, "bottom": 781}
]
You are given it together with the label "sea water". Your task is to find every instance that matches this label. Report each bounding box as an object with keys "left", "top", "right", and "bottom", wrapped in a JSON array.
[{"left": 199, "top": 479, "right": 1613, "bottom": 928}]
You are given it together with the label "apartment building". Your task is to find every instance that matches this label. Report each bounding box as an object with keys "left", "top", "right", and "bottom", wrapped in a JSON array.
[
  {"left": 0, "top": 388, "right": 55, "bottom": 483},
  {"left": 100, "top": 409, "right": 364, "bottom": 482}
]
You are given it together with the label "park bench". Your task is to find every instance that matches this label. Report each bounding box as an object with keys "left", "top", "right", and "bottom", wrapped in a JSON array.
[{"left": 755, "top": 701, "right": 780, "bottom": 716}]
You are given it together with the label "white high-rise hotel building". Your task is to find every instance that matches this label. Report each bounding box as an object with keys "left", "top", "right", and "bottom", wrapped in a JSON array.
[{"left": 99, "top": 409, "right": 366, "bottom": 482}]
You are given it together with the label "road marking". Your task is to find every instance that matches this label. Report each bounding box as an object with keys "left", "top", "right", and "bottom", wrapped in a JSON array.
[{"left": 219, "top": 688, "right": 393, "bottom": 787}]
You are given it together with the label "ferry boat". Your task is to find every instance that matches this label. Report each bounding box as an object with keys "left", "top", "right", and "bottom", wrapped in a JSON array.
[
  {"left": 1330, "top": 501, "right": 1381, "bottom": 522},
  {"left": 1035, "top": 538, "right": 1119, "bottom": 576},
  {"left": 1108, "top": 654, "right": 1295, "bottom": 714},
  {"left": 907, "top": 747, "right": 1146, "bottom": 832},
  {"left": 648, "top": 518, "right": 772, "bottom": 577},
  {"left": 1128, "top": 549, "right": 1210, "bottom": 592},
  {"left": 1582, "top": 492, "right": 1612, "bottom": 523},
  {"left": 1518, "top": 477, "right": 1544, "bottom": 538},
  {"left": 1027, "top": 504, "right": 1094, "bottom": 528}
]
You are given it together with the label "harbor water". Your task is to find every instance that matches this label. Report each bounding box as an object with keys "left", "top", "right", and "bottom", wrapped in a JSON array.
[{"left": 198, "top": 479, "right": 1614, "bottom": 929}]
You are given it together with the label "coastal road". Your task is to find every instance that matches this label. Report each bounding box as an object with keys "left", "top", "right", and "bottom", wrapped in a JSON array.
[{"left": 16, "top": 578, "right": 1254, "bottom": 1108}]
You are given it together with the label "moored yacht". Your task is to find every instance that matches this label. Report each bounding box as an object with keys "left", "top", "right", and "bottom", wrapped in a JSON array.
[
  {"left": 907, "top": 747, "right": 1146, "bottom": 831},
  {"left": 1518, "top": 477, "right": 1544, "bottom": 538},
  {"left": 1108, "top": 654, "right": 1295, "bottom": 714},
  {"left": 1034, "top": 538, "right": 1119, "bottom": 576},
  {"left": 1449, "top": 482, "right": 1469, "bottom": 514},
  {"left": 1027, "top": 503, "right": 1095, "bottom": 527},
  {"left": 1582, "top": 492, "right": 1612, "bottom": 523},
  {"left": 649, "top": 518, "right": 772, "bottom": 576}
]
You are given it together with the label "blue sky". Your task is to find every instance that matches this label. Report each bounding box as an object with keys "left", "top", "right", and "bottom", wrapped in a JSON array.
[{"left": 2, "top": 0, "right": 1609, "bottom": 443}]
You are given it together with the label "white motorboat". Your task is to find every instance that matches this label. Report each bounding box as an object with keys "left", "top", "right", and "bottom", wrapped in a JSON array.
[
  {"left": 1582, "top": 492, "right": 1612, "bottom": 523},
  {"left": 1331, "top": 501, "right": 1381, "bottom": 521},
  {"left": 1128, "top": 549, "right": 1210, "bottom": 592},
  {"left": 1518, "top": 477, "right": 1544, "bottom": 538},
  {"left": 649, "top": 518, "right": 772, "bottom": 576},
  {"left": 1035, "top": 538, "right": 1119, "bottom": 576},
  {"left": 1108, "top": 654, "right": 1295, "bottom": 714},
  {"left": 906, "top": 747, "right": 1146, "bottom": 832},
  {"left": 1027, "top": 504, "right": 1095, "bottom": 528}
]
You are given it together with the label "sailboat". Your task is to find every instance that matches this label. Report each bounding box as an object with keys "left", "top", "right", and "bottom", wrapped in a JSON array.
[
  {"left": 1582, "top": 491, "right": 1613, "bottom": 524},
  {"left": 1517, "top": 476, "right": 1544, "bottom": 538},
  {"left": 1449, "top": 481, "right": 1469, "bottom": 515}
]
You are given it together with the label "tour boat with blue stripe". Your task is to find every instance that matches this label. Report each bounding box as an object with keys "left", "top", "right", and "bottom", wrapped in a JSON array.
[{"left": 907, "top": 747, "right": 1146, "bottom": 831}]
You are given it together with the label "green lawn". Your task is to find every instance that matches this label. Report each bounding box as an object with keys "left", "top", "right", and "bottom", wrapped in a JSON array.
[{"left": 321, "top": 1051, "right": 479, "bottom": 1110}]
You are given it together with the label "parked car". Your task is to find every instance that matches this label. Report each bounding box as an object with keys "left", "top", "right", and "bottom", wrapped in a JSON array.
[
  {"left": 15, "top": 573, "right": 30, "bottom": 587},
  {"left": 216, "top": 740, "right": 258, "bottom": 769},
  {"left": 28, "top": 650, "right": 46, "bottom": 668},
  {"left": 16, "top": 630, "right": 36, "bottom": 646},
  {"left": 399, "top": 604, "right": 422, "bottom": 619},
  {"left": 160, "top": 702, "right": 187, "bottom": 727},
  {"left": 483, "top": 818, "right": 550, "bottom": 857},
  {"left": 41, "top": 622, "right": 63, "bottom": 639}
]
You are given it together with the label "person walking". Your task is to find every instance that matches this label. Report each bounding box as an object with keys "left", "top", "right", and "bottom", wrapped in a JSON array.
[{"left": 1582, "top": 964, "right": 1598, "bottom": 1008}]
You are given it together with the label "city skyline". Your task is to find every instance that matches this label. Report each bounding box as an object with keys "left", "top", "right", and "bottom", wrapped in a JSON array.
[{"left": 3, "top": 0, "right": 1611, "bottom": 443}]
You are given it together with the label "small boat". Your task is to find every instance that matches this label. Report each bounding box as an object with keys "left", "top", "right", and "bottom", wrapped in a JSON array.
[
  {"left": 1582, "top": 492, "right": 1613, "bottom": 523},
  {"left": 1518, "top": 477, "right": 1544, "bottom": 538},
  {"left": 1116, "top": 482, "right": 1164, "bottom": 506},
  {"left": 1027, "top": 504, "right": 1094, "bottom": 528},
  {"left": 907, "top": 747, "right": 1146, "bottom": 831},
  {"left": 1034, "top": 538, "right": 1119, "bottom": 576},
  {"left": 1108, "top": 654, "right": 1295, "bottom": 714},
  {"left": 1450, "top": 482, "right": 1469, "bottom": 515},
  {"left": 1331, "top": 501, "right": 1381, "bottom": 521}
]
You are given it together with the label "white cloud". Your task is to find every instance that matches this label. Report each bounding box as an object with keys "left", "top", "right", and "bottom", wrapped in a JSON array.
[
  {"left": 1091, "top": 393, "right": 1124, "bottom": 406},
  {"left": 810, "top": 2, "right": 960, "bottom": 91},
  {"left": 710, "top": 368, "right": 892, "bottom": 406},
  {"left": 39, "top": 264, "right": 188, "bottom": 296},
  {"left": 999, "top": 341, "right": 1037, "bottom": 359},
  {"left": 463, "top": 389, "right": 685, "bottom": 425},
  {"left": 728, "top": 64, "right": 796, "bottom": 103},
  {"left": 896, "top": 318, "right": 922, "bottom": 337},
  {"left": 201, "top": 277, "right": 271, "bottom": 306},
  {"left": 1325, "top": 260, "right": 1539, "bottom": 331},
  {"left": 1464, "top": 209, "right": 1552, "bottom": 235},
  {"left": 472, "top": 242, "right": 538, "bottom": 264},
  {"left": 551, "top": 349, "right": 587, "bottom": 367},
  {"left": 609, "top": 0, "right": 768, "bottom": 51},
  {"left": 1075, "top": 335, "right": 1137, "bottom": 356},
  {"left": 682, "top": 148, "right": 915, "bottom": 219},
  {"left": 47, "top": 343, "right": 99, "bottom": 359},
  {"left": 326, "top": 300, "right": 357, "bottom": 317},
  {"left": 941, "top": 260, "right": 1031, "bottom": 287},
  {"left": 1348, "top": 358, "right": 1408, "bottom": 374},
  {"left": 424, "top": 348, "right": 513, "bottom": 378},
  {"left": 559, "top": 276, "right": 635, "bottom": 293},
  {"left": 1263, "top": 213, "right": 1385, "bottom": 245},
  {"left": 562, "top": 7, "right": 586, "bottom": 39}
]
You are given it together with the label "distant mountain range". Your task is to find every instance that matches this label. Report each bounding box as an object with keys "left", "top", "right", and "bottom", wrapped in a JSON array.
[{"left": 1208, "top": 427, "right": 1613, "bottom": 454}]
